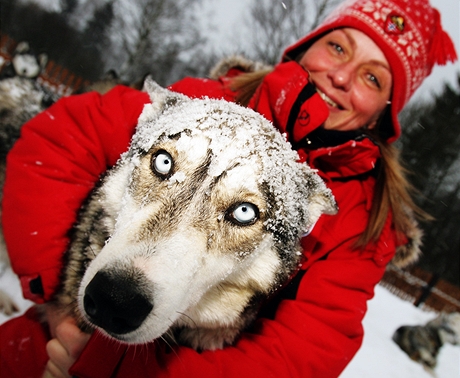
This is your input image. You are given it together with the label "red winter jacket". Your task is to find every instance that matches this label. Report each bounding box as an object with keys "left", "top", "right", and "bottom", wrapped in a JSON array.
[{"left": 1, "top": 62, "right": 399, "bottom": 377}]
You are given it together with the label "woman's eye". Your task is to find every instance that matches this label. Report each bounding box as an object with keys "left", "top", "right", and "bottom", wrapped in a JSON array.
[
  {"left": 367, "top": 73, "right": 381, "bottom": 88},
  {"left": 329, "top": 42, "right": 344, "bottom": 54},
  {"left": 151, "top": 150, "right": 173, "bottom": 177},
  {"left": 225, "top": 202, "right": 259, "bottom": 226}
]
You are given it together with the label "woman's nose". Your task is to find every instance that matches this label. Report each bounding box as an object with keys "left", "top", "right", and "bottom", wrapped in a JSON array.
[{"left": 328, "top": 63, "right": 353, "bottom": 91}]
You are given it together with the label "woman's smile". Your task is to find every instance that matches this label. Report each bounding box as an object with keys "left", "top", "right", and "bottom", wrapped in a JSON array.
[{"left": 300, "top": 28, "right": 392, "bottom": 131}]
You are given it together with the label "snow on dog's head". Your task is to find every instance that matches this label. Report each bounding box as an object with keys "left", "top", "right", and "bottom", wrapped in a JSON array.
[
  {"left": 74, "top": 78, "right": 337, "bottom": 349},
  {"left": 134, "top": 78, "right": 336, "bottom": 242}
]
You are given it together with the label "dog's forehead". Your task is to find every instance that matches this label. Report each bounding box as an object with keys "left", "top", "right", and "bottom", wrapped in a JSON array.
[
  {"left": 218, "top": 164, "right": 259, "bottom": 192},
  {"left": 135, "top": 99, "right": 269, "bottom": 173},
  {"left": 173, "top": 132, "right": 259, "bottom": 190},
  {"left": 130, "top": 95, "right": 334, "bottom": 235},
  {"left": 135, "top": 99, "right": 263, "bottom": 152},
  {"left": 175, "top": 133, "right": 210, "bottom": 164}
]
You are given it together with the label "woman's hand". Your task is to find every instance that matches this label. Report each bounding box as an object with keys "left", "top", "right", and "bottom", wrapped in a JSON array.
[{"left": 42, "top": 315, "right": 91, "bottom": 378}]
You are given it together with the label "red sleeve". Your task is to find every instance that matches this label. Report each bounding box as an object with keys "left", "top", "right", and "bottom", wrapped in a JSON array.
[
  {"left": 2, "top": 86, "right": 150, "bottom": 302},
  {"left": 168, "top": 71, "right": 241, "bottom": 102},
  {"left": 70, "top": 184, "right": 397, "bottom": 378}
]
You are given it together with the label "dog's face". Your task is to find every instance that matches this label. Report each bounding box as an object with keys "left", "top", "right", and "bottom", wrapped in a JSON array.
[
  {"left": 11, "top": 42, "right": 47, "bottom": 78},
  {"left": 73, "top": 79, "right": 337, "bottom": 347},
  {"left": 392, "top": 325, "right": 442, "bottom": 368},
  {"left": 392, "top": 312, "right": 460, "bottom": 369}
]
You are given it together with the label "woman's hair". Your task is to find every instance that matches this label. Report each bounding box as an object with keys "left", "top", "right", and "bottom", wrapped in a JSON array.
[
  {"left": 231, "top": 69, "right": 273, "bottom": 106},
  {"left": 230, "top": 71, "right": 431, "bottom": 247},
  {"left": 358, "top": 136, "right": 432, "bottom": 247}
]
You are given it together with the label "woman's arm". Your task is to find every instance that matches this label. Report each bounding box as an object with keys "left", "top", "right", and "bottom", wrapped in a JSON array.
[{"left": 2, "top": 86, "right": 150, "bottom": 302}]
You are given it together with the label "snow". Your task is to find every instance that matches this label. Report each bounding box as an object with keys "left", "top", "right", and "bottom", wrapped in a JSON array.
[
  {"left": 133, "top": 79, "right": 335, "bottom": 242},
  {"left": 168, "top": 171, "right": 186, "bottom": 185},
  {"left": 0, "top": 262, "right": 34, "bottom": 325},
  {"left": 340, "top": 285, "right": 459, "bottom": 378},
  {"left": 1, "top": 262, "right": 457, "bottom": 376}
]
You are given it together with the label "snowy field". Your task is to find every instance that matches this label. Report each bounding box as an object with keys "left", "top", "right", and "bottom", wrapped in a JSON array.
[
  {"left": 0, "top": 262, "right": 458, "bottom": 377},
  {"left": 340, "top": 285, "right": 459, "bottom": 378}
]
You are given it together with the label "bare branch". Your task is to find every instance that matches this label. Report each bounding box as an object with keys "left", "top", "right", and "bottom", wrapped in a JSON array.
[{"left": 241, "top": 0, "right": 341, "bottom": 64}]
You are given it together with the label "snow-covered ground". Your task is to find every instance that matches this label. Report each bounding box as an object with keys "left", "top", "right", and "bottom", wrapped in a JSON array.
[
  {"left": 340, "top": 285, "right": 459, "bottom": 378},
  {"left": 0, "top": 262, "right": 458, "bottom": 377},
  {"left": 0, "top": 263, "right": 34, "bottom": 324}
]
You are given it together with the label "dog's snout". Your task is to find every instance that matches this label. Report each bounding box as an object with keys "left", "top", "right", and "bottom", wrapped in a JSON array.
[{"left": 83, "top": 270, "right": 153, "bottom": 335}]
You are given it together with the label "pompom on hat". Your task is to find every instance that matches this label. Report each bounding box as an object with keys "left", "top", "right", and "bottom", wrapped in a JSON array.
[{"left": 282, "top": 0, "right": 457, "bottom": 142}]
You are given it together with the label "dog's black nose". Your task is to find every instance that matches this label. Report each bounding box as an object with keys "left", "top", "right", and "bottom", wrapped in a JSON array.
[{"left": 83, "top": 270, "right": 153, "bottom": 335}]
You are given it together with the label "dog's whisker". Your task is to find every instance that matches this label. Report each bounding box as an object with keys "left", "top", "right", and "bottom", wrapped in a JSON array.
[
  {"left": 159, "top": 333, "right": 184, "bottom": 362},
  {"left": 175, "top": 311, "right": 198, "bottom": 328},
  {"left": 87, "top": 245, "right": 97, "bottom": 258},
  {"left": 161, "top": 333, "right": 178, "bottom": 349}
]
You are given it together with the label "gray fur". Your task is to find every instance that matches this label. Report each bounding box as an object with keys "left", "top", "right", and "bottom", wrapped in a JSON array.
[
  {"left": 0, "top": 76, "right": 55, "bottom": 315},
  {"left": 393, "top": 312, "right": 460, "bottom": 369}
]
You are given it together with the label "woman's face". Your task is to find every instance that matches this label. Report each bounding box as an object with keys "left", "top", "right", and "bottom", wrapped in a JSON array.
[{"left": 299, "top": 28, "right": 392, "bottom": 131}]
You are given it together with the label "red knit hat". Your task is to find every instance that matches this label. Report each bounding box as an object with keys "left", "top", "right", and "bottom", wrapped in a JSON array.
[{"left": 282, "top": 0, "right": 457, "bottom": 142}]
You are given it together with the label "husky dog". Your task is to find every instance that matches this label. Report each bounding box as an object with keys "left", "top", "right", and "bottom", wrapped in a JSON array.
[
  {"left": 0, "top": 76, "right": 55, "bottom": 158},
  {"left": 0, "top": 248, "right": 18, "bottom": 315},
  {"left": 0, "top": 41, "right": 48, "bottom": 80},
  {"left": 0, "top": 76, "right": 56, "bottom": 316},
  {"left": 49, "top": 79, "right": 337, "bottom": 350},
  {"left": 392, "top": 312, "right": 460, "bottom": 370}
]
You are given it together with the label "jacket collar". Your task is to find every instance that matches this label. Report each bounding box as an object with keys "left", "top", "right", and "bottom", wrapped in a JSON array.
[{"left": 296, "top": 132, "right": 381, "bottom": 181}]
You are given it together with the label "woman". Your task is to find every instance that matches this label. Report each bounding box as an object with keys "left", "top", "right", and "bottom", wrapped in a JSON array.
[{"left": 0, "top": 0, "right": 456, "bottom": 377}]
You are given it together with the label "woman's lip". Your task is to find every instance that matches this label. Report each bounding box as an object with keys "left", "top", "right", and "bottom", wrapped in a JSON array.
[{"left": 315, "top": 87, "right": 343, "bottom": 110}]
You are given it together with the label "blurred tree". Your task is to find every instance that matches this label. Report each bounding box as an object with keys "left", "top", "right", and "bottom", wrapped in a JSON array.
[
  {"left": 60, "top": 0, "right": 79, "bottom": 18},
  {"left": 398, "top": 76, "right": 460, "bottom": 286},
  {"left": 0, "top": 0, "right": 105, "bottom": 81},
  {"left": 240, "top": 0, "right": 342, "bottom": 65},
  {"left": 105, "top": 0, "right": 204, "bottom": 86},
  {"left": 81, "top": 0, "right": 115, "bottom": 63},
  {"left": 0, "top": 0, "right": 207, "bottom": 85}
]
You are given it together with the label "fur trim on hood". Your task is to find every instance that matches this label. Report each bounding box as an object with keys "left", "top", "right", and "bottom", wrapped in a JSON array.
[
  {"left": 209, "top": 55, "right": 272, "bottom": 80},
  {"left": 392, "top": 216, "right": 423, "bottom": 268}
]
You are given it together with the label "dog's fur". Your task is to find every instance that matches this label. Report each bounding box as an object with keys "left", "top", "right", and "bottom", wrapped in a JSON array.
[
  {"left": 0, "top": 71, "right": 141, "bottom": 316},
  {"left": 0, "top": 75, "right": 57, "bottom": 315},
  {"left": 0, "top": 41, "right": 48, "bottom": 80},
  {"left": 392, "top": 312, "right": 460, "bottom": 370},
  {"left": 0, "top": 76, "right": 54, "bottom": 158},
  {"left": 48, "top": 79, "right": 337, "bottom": 350}
]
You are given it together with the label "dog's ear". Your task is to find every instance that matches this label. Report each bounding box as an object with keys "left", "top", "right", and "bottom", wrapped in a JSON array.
[
  {"left": 310, "top": 187, "right": 337, "bottom": 217},
  {"left": 302, "top": 169, "right": 338, "bottom": 232},
  {"left": 129, "top": 78, "right": 191, "bottom": 156},
  {"left": 142, "top": 76, "right": 189, "bottom": 114},
  {"left": 15, "top": 41, "right": 30, "bottom": 54},
  {"left": 302, "top": 192, "right": 337, "bottom": 237},
  {"left": 38, "top": 53, "right": 48, "bottom": 69}
]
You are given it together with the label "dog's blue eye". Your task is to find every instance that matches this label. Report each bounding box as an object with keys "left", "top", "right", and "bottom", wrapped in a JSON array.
[
  {"left": 152, "top": 150, "right": 173, "bottom": 176},
  {"left": 227, "top": 202, "right": 259, "bottom": 226}
]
